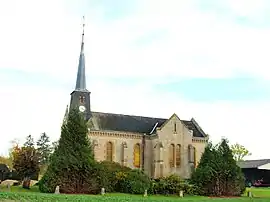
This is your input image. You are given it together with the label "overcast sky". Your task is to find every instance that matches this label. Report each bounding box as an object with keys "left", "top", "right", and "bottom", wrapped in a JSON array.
[{"left": 0, "top": 0, "right": 269, "bottom": 159}]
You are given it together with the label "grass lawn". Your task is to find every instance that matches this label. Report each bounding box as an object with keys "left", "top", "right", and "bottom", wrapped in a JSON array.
[
  {"left": 1, "top": 185, "right": 270, "bottom": 201},
  {"left": 246, "top": 187, "right": 270, "bottom": 198}
]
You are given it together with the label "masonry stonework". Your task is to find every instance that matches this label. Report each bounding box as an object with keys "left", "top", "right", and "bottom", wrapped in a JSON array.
[{"left": 88, "top": 114, "right": 208, "bottom": 179}]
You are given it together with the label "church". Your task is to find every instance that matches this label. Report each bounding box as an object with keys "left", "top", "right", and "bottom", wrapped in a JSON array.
[{"left": 66, "top": 22, "right": 209, "bottom": 179}]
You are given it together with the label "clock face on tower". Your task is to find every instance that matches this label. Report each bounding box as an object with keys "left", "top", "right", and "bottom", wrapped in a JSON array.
[{"left": 79, "top": 105, "right": 86, "bottom": 112}]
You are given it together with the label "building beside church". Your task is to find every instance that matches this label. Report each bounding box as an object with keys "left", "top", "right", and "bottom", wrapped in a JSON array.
[{"left": 66, "top": 22, "right": 209, "bottom": 179}]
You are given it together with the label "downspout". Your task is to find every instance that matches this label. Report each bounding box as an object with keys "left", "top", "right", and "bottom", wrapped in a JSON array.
[{"left": 142, "top": 133, "right": 146, "bottom": 171}]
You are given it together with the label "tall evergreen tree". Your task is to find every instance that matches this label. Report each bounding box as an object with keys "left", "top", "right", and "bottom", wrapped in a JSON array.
[
  {"left": 218, "top": 139, "right": 245, "bottom": 196},
  {"left": 191, "top": 138, "right": 245, "bottom": 197},
  {"left": 36, "top": 132, "right": 52, "bottom": 166},
  {"left": 24, "top": 135, "right": 34, "bottom": 148},
  {"left": 39, "top": 109, "right": 99, "bottom": 194},
  {"left": 36, "top": 132, "right": 52, "bottom": 176}
]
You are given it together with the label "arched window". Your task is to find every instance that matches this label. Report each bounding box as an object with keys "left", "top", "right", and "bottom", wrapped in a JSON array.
[
  {"left": 106, "top": 142, "right": 113, "bottom": 162},
  {"left": 133, "top": 143, "right": 141, "bottom": 168},
  {"left": 79, "top": 95, "right": 85, "bottom": 104},
  {"left": 176, "top": 144, "right": 181, "bottom": 167},
  {"left": 169, "top": 144, "right": 175, "bottom": 168},
  {"left": 188, "top": 145, "right": 195, "bottom": 163}
]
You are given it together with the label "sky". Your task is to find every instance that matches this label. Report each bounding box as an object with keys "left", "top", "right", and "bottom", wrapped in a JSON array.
[{"left": 0, "top": 0, "right": 269, "bottom": 159}]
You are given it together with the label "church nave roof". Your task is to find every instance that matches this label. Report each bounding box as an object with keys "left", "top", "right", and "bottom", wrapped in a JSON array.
[{"left": 88, "top": 111, "right": 206, "bottom": 138}]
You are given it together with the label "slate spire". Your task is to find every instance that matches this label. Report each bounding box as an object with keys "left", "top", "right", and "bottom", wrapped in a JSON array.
[
  {"left": 75, "top": 16, "right": 86, "bottom": 91},
  {"left": 69, "top": 16, "right": 91, "bottom": 121}
]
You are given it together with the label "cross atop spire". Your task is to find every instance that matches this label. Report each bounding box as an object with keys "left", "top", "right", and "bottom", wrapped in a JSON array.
[
  {"left": 75, "top": 16, "right": 87, "bottom": 91},
  {"left": 81, "top": 16, "right": 85, "bottom": 53}
]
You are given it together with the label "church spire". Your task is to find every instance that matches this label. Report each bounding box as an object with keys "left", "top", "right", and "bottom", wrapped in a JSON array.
[
  {"left": 70, "top": 16, "right": 91, "bottom": 121},
  {"left": 75, "top": 16, "right": 86, "bottom": 91}
]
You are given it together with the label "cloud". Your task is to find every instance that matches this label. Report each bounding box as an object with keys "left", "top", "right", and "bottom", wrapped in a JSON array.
[
  {"left": 1, "top": 0, "right": 270, "bottom": 80},
  {"left": 0, "top": 0, "right": 269, "bottom": 160}
]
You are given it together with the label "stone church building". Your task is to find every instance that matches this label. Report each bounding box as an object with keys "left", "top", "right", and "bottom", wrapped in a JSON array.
[{"left": 66, "top": 23, "right": 209, "bottom": 179}]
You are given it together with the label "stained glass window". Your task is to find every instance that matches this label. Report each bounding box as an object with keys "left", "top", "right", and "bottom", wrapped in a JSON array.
[
  {"left": 176, "top": 144, "right": 181, "bottom": 167},
  {"left": 106, "top": 142, "right": 113, "bottom": 162},
  {"left": 133, "top": 144, "right": 141, "bottom": 168}
]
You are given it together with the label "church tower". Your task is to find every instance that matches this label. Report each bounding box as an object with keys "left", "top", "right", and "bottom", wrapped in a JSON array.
[{"left": 70, "top": 17, "right": 91, "bottom": 120}]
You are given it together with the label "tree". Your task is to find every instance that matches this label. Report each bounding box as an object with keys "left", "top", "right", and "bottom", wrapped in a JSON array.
[
  {"left": 231, "top": 143, "right": 251, "bottom": 161},
  {"left": 190, "top": 138, "right": 245, "bottom": 197},
  {"left": 12, "top": 146, "right": 40, "bottom": 189},
  {"left": 36, "top": 132, "right": 52, "bottom": 176},
  {"left": 24, "top": 135, "right": 35, "bottom": 148},
  {"left": 39, "top": 108, "right": 99, "bottom": 194}
]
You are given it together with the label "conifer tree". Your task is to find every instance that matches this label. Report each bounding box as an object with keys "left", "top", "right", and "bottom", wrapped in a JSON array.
[
  {"left": 191, "top": 138, "right": 245, "bottom": 197},
  {"left": 36, "top": 132, "right": 52, "bottom": 176},
  {"left": 218, "top": 139, "right": 245, "bottom": 196},
  {"left": 24, "top": 135, "right": 35, "bottom": 148},
  {"left": 39, "top": 108, "right": 100, "bottom": 194}
]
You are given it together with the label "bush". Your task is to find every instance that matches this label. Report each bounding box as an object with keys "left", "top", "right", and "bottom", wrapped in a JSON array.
[
  {"left": 180, "top": 181, "right": 199, "bottom": 195},
  {"left": 149, "top": 175, "right": 198, "bottom": 196},
  {"left": 116, "top": 169, "right": 151, "bottom": 194},
  {"left": 154, "top": 175, "right": 182, "bottom": 195},
  {"left": 96, "top": 161, "right": 131, "bottom": 192}
]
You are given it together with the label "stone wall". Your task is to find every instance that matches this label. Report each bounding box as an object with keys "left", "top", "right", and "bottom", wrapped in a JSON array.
[{"left": 88, "top": 115, "right": 208, "bottom": 178}]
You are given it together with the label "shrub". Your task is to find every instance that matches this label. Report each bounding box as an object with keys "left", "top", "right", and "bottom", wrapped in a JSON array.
[
  {"left": 117, "top": 169, "right": 151, "bottom": 194},
  {"left": 149, "top": 175, "right": 198, "bottom": 196},
  {"left": 180, "top": 181, "right": 199, "bottom": 195},
  {"left": 150, "top": 175, "right": 182, "bottom": 195},
  {"left": 160, "top": 175, "right": 181, "bottom": 195},
  {"left": 97, "top": 161, "right": 131, "bottom": 192}
]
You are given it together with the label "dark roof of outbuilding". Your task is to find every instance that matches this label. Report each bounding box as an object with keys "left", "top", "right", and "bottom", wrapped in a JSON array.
[
  {"left": 88, "top": 111, "right": 206, "bottom": 137},
  {"left": 237, "top": 159, "right": 270, "bottom": 169},
  {"left": 0, "top": 164, "right": 9, "bottom": 172}
]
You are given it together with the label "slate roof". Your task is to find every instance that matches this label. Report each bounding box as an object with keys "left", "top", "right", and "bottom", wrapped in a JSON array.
[
  {"left": 88, "top": 111, "right": 206, "bottom": 137},
  {"left": 237, "top": 159, "right": 270, "bottom": 169},
  {"left": 182, "top": 118, "right": 206, "bottom": 138}
]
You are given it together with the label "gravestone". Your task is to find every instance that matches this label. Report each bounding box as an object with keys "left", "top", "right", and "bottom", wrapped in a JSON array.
[
  {"left": 54, "top": 185, "right": 60, "bottom": 194},
  {"left": 101, "top": 187, "right": 105, "bottom": 195},
  {"left": 143, "top": 189, "right": 147, "bottom": 197},
  {"left": 179, "top": 190, "right": 183, "bottom": 197},
  {"left": 247, "top": 190, "right": 253, "bottom": 198},
  {"left": 7, "top": 183, "right": 11, "bottom": 192}
]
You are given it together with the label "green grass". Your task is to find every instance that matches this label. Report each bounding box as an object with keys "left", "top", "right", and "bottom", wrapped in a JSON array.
[
  {"left": 245, "top": 187, "right": 270, "bottom": 198},
  {"left": 0, "top": 185, "right": 40, "bottom": 193},
  {"left": 1, "top": 186, "right": 270, "bottom": 202}
]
